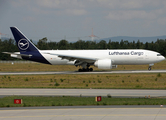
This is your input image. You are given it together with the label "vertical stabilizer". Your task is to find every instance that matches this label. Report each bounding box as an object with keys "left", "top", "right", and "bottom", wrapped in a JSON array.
[
  {"left": 10, "top": 27, "right": 38, "bottom": 53},
  {"left": 10, "top": 27, "right": 50, "bottom": 64}
]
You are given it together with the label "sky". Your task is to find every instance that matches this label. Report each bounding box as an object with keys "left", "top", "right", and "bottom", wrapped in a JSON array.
[{"left": 1, "top": 0, "right": 166, "bottom": 42}]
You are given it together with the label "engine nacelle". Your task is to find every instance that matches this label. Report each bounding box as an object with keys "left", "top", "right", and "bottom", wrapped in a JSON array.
[{"left": 94, "top": 59, "right": 112, "bottom": 69}]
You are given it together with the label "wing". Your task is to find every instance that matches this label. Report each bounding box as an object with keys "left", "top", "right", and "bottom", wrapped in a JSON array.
[{"left": 45, "top": 52, "right": 97, "bottom": 66}]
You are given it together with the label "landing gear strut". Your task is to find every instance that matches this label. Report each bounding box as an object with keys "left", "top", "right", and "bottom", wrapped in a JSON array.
[{"left": 148, "top": 64, "right": 154, "bottom": 71}]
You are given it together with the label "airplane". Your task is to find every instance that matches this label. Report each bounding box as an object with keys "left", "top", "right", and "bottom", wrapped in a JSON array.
[{"left": 3, "top": 27, "right": 165, "bottom": 72}]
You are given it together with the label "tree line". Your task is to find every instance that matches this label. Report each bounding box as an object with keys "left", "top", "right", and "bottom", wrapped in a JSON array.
[{"left": 0, "top": 37, "right": 166, "bottom": 60}]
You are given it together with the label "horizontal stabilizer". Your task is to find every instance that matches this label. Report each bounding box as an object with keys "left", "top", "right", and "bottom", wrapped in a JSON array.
[{"left": 3, "top": 52, "right": 32, "bottom": 59}]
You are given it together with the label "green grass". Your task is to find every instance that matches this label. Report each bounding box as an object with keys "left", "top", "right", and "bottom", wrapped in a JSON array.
[
  {"left": 0, "top": 96, "right": 165, "bottom": 107},
  {"left": 0, "top": 60, "right": 166, "bottom": 89},
  {"left": 0, "top": 73, "right": 166, "bottom": 89},
  {"left": 0, "top": 60, "right": 166, "bottom": 72}
]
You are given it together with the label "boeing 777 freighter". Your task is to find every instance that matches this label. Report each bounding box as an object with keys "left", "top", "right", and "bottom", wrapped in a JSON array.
[{"left": 3, "top": 27, "right": 165, "bottom": 72}]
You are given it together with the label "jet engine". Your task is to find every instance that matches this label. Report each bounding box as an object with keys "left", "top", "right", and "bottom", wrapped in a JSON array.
[{"left": 94, "top": 59, "right": 112, "bottom": 69}]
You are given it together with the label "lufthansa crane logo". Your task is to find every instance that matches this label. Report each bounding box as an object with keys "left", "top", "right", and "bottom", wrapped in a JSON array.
[{"left": 18, "top": 39, "right": 29, "bottom": 50}]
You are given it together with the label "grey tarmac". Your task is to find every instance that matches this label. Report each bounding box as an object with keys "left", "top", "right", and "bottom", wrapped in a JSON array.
[
  {"left": 0, "top": 89, "right": 166, "bottom": 98},
  {"left": 0, "top": 69, "right": 166, "bottom": 75},
  {"left": 0, "top": 106, "right": 165, "bottom": 120}
]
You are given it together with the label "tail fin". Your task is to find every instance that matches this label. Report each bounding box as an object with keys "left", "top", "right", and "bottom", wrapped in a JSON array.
[
  {"left": 10, "top": 27, "right": 50, "bottom": 64},
  {"left": 10, "top": 27, "right": 38, "bottom": 53}
]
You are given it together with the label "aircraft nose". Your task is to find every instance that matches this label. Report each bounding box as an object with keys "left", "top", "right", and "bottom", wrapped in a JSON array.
[{"left": 161, "top": 55, "right": 165, "bottom": 61}]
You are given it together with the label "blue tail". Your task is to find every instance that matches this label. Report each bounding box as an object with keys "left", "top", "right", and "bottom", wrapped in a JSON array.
[
  {"left": 10, "top": 27, "right": 50, "bottom": 64},
  {"left": 10, "top": 27, "right": 38, "bottom": 52}
]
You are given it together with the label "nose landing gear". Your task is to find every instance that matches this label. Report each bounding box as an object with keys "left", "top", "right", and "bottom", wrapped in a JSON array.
[
  {"left": 148, "top": 66, "right": 151, "bottom": 71},
  {"left": 148, "top": 63, "right": 154, "bottom": 71}
]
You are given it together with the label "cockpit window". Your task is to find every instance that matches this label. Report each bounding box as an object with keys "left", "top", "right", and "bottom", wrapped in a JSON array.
[{"left": 157, "top": 54, "right": 161, "bottom": 56}]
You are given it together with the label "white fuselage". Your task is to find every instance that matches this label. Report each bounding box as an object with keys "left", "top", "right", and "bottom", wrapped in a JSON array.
[
  {"left": 40, "top": 49, "right": 165, "bottom": 65},
  {"left": 8, "top": 27, "right": 165, "bottom": 71}
]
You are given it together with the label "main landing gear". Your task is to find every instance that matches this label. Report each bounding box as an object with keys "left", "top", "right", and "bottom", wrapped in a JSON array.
[
  {"left": 78, "top": 64, "right": 93, "bottom": 72},
  {"left": 78, "top": 68, "right": 93, "bottom": 72}
]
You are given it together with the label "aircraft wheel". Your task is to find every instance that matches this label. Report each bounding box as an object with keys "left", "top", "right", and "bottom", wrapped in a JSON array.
[
  {"left": 78, "top": 68, "right": 93, "bottom": 72},
  {"left": 78, "top": 69, "right": 82, "bottom": 72},
  {"left": 89, "top": 68, "right": 93, "bottom": 71},
  {"left": 148, "top": 66, "right": 151, "bottom": 71}
]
